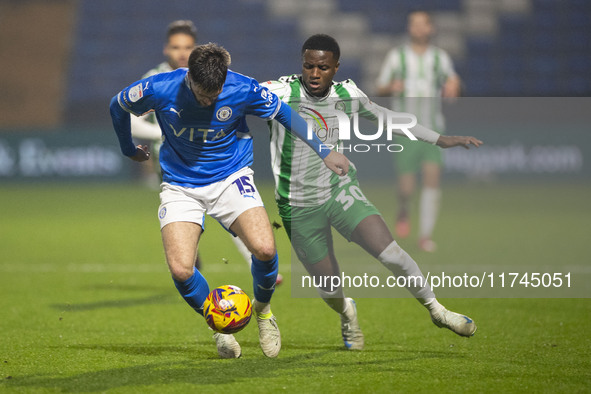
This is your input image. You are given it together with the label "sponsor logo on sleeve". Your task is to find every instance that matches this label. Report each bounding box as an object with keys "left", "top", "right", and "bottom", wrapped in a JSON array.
[
  {"left": 128, "top": 83, "right": 144, "bottom": 103},
  {"left": 260, "top": 88, "right": 274, "bottom": 107}
]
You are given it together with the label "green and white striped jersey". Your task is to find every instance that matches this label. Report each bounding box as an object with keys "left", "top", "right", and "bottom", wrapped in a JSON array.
[
  {"left": 376, "top": 44, "right": 456, "bottom": 132},
  {"left": 265, "top": 75, "right": 438, "bottom": 207},
  {"left": 143, "top": 61, "right": 174, "bottom": 79}
]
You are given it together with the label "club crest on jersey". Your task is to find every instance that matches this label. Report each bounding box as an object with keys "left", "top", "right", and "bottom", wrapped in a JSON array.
[
  {"left": 128, "top": 83, "right": 143, "bottom": 102},
  {"left": 216, "top": 106, "right": 232, "bottom": 121},
  {"left": 335, "top": 100, "right": 346, "bottom": 112},
  {"left": 296, "top": 246, "right": 307, "bottom": 259}
]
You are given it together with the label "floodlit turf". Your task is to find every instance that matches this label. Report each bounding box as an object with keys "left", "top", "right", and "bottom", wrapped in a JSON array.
[{"left": 1, "top": 182, "right": 590, "bottom": 393}]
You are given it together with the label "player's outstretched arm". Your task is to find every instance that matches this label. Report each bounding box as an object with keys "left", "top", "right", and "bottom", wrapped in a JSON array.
[
  {"left": 436, "top": 135, "right": 483, "bottom": 149},
  {"left": 359, "top": 98, "right": 482, "bottom": 150}
]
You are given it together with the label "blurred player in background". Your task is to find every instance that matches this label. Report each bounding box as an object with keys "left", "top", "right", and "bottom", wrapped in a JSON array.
[
  {"left": 376, "top": 10, "right": 461, "bottom": 252},
  {"left": 130, "top": 20, "right": 197, "bottom": 145},
  {"left": 130, "top": 20, "right": 282, "bottom": 282},
  {"left": 110, "top": 43, "right": 349, "bottom": 358},
  {"left": 265, "top": 34, "right": 479, "bottom": 350}
]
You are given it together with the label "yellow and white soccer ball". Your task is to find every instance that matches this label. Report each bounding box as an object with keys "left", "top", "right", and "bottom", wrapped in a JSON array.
[{"left": 203, "top": 285, "right": 252, "bottom": 334}]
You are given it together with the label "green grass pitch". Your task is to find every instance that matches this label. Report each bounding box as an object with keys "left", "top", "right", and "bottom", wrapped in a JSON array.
[{"left": 1, "top": 182, "right": 590, "bottom": 393}]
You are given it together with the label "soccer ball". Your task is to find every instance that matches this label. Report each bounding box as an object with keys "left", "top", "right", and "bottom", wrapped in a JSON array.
[{"left": 203, "top": 285, "right": 252, "bottom": 334}]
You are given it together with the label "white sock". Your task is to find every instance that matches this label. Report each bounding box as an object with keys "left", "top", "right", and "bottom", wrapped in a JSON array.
[
  {"left": 423, "top": 298, "right": 444, "bottom": 314},
  {"left": 419, "top": 187, "right": 441, "bottom": 239},
  {"left": 254, "top": 300, "right": 271, "bottom": 315},
  {"left": 317, "top": 287, "right": 347, "bottom": 314},
  {"left": 377, "top": 240, "right": 436, "bottom": 305},
  {"left": 231, "top": 236, "right": 252, "bottom": 266}
]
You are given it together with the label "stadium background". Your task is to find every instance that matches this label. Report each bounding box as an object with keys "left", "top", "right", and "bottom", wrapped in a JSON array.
[
  {"left": 0, "top": 0, "right": 590, "bottom": 183},
  {"left": 1, "top": 1, "right": 590, "bottom": 392}
]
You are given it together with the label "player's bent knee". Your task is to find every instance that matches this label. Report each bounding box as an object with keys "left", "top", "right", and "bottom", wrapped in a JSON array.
[
  {"left": 169, "top": 264, "right": 194, "bottom": 282},
  {"left": 252, "top": 244, "right": 277, "bottom": 262}
]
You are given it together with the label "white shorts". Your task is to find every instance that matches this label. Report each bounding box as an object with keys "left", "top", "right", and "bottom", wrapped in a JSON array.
[{"left": 157, "top": 167, "right": 264, "bottom": 231}]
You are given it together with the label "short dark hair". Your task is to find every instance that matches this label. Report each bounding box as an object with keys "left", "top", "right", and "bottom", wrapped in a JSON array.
[
  {"left": 188, "top": 43, "right": 231, "bottom": 92},
  {"left": 166, "top": 20, "right": 197, "bottom": 41},
  {"left": 301, "top": 34, "right": 340, "bottom": 61},
  {"left": 408, "top": 10, "right": 432, "bottom": 23}
]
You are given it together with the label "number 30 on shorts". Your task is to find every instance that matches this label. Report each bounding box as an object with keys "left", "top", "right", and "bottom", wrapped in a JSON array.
[{"left": 336, "top": 185, "right": 367, "bottom": 211}]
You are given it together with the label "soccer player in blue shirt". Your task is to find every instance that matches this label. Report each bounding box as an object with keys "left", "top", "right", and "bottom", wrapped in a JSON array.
[{"left": 109, "top": 43, "right": 349, "bottom": 359}]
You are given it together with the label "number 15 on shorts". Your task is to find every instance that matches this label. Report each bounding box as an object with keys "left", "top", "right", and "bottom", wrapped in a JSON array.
[{"left": 233, "top": 176, "right": 256, "bottom": 195}]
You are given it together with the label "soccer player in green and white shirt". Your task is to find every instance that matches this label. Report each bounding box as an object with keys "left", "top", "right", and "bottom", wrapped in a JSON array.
[
  {"left": 264, "top": 34, "right": 480, "bottom": 350},
  {"left": 376, "top": 10, "right": 462, "bottom": 252}
]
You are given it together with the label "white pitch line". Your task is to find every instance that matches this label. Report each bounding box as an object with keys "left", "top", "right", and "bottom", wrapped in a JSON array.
[
  {"left": 0, "top": 262, "right": 251, "bottom": 274},
  {"left": 0, "top": 262, "right": 585, "bottom": 274}
]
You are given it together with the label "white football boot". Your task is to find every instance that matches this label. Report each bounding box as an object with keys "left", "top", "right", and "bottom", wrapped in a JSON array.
[
  {"left": 341, "top": 298, "right": 364, "bottom": 350},
  {"left": 213, "top": 332, "right": 242, "bottom": 359},
  {"left": 254, "top": 304, "right": 281, "bottom": 358},
  {"left": 431, "top": 308, "right": 477, "bottom": 337}
]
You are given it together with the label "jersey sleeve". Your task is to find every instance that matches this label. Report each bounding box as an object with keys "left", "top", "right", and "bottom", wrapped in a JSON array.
[
  {"left": 116, "top": 77, "right": 157, "bottom": 117},
  {"left": 438, "top": 50, "right": 457, "bottom": 79},
  {"left": 376, "top": 48, "right": 401, "bottom": 87},
  {"left": 351, "top": 83, "right": 440, "bottom": 144},
  {"left": 348, "top": 82, "right": 381, "bottom": 122},
  {"left": 244, "top": 79, "right": 282, "bottom": 120},
  {"left": 261, "top": 79, "right": 290, "bottom": 101}
]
